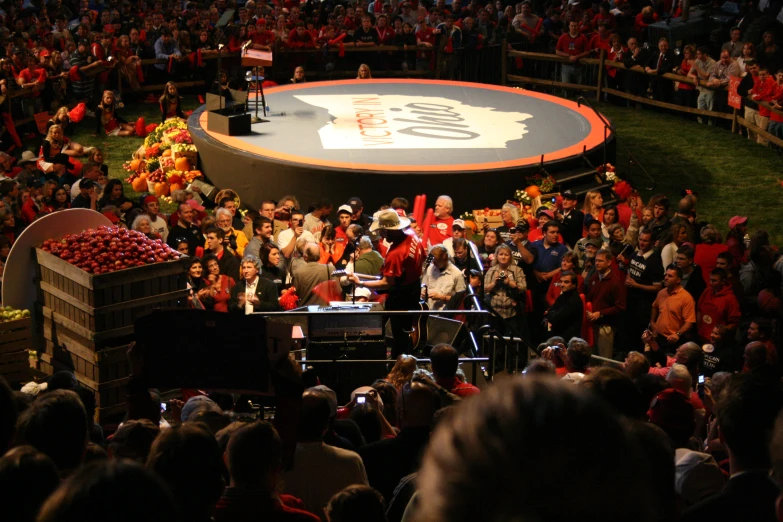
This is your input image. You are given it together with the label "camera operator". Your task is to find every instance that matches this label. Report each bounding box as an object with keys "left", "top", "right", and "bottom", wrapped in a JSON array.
[
  {"left": 541, "top": 337, "right": 592, "bottom": 384},
  {"left": 277, "top": 209, "right": 315, "bottom": 259}
]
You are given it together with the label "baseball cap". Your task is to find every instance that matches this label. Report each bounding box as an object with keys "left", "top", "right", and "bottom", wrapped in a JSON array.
[
  {"left": 585, "top": 238, "right": 602, "bottom": 249},
  {"left": 143, "top": 195, "right": 158, "bottom": 205},
  {"left": 186, "top": 199, "right": 205, "bottom": 212},
  {"left": 515, "top": 220, "right": 530, "bottom": 232},
  {"left": 728, "top": 216, "right": 747, "bottom": 229},
  {"left": 347, "top": 197, "right": 363, "bottom": 213},
  {"left": 561, "top": 189, "right": 577, "bottom": 200},
  {"left": 452, "top": 219, "right": 465, "bottom": 229},
  {"left": 537, "top": 208, "right": 555, "bottom": 219},
  {"left": 180, "top": 395, "right": 221, "bottom": 422},
  {"left": 337, "top": 204, "right": 353, "bottom": 215}
]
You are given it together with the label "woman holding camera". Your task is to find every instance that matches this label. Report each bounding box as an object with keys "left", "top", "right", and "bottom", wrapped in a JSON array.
[{"left": 484, "top": 244, "right": 528, "bottom": 355}]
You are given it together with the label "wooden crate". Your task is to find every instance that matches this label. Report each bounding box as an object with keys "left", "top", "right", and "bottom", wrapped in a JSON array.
[
  {"left": 0, "top": 317, "right": 34, "bottom": 383},
  {"left": 42, "top": 340, "right": 130, "bottom": 386},
  {"left": 75, "top": 372, "right": 129, "bottom": 409},
  {"left": 36, "top": 249, "right": 188, "bottom": 338},
  {"left": 472, "top": 209, "right": 503, "bottom": 229}
]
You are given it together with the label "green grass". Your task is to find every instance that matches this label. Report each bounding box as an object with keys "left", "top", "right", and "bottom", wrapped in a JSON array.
[
  {"left": 596, "top": 103, "right": 783, "bottom": 245},
  {"left": 65, "top": 95, "right": 783, "bottom": 244}
]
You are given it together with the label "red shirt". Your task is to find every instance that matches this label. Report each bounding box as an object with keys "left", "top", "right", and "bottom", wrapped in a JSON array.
[
  {"left": 436, "top": 376, "right": 480, "bottom": 397},
  {"left": 556, "top": 32, "right": 589, "bottom": 57},
  {"left": 751, "top": 75, "right": 777, "bottom": 117},
  {"left": 694, "top": 243, "right": 729, "bottom": 285},
  {"left": 382, "top": 228, "right": 426, "bottom": 286},
  {"left": 429, "top": 216, "right": 454, "bottom": 245},
  {"left": 18, "top": 67, "right": 47, "bottom": 96},
  {"left": 696, "top": 285, "right": 741, "bottom": 342},
  {"left": 770, "top": 83, "right": 783, "bottom": 123}
]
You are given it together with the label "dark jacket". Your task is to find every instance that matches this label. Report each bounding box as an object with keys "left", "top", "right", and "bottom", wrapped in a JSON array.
[
  {"left": 217, "top": 249, "right": 241, "bottom": 281},
  {"left": 168, "top": 221, "right": 202, "bottom": 256},
  {"left": 559, "top": 208, "right": 585, "bottom": 249},
  {"left": 357, "top": 426, "right": 430, "bottom": 503},
  {"left": 547, "top": 288, "right": 584, "bottom": 341},
  {"left": 679, "top": 471, "right": 779, "bottom": 522},
  {"left": 228, "top": 277, "right": 282, "bottom": 313}
]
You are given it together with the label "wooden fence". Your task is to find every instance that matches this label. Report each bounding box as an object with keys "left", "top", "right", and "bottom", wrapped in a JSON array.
[{"left": 501, "top": 46, "right": 783, "bottom": 149}]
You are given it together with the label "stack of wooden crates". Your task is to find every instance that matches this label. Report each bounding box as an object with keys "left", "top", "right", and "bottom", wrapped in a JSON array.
[
  {"left": 0, "top": 316, "right": 33, "bottom": 385},
  {"left": 36, "top": 248, "right": 188, "bottom": 421}
]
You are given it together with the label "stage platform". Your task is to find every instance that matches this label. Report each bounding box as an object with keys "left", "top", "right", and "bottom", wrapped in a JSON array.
[{"left": 189, "top": 79, "right": 614, "bottom": 211}]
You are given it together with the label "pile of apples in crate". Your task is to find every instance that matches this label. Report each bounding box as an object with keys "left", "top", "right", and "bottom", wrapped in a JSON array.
[
  {"left": 40, "top": 226, "right": 182, "bottom": 274},
  {"left": 0, "top": 307, "right": 30, "bottom": 322}
]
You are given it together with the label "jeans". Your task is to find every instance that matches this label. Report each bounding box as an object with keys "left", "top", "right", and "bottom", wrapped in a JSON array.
[
  {"left": 768, "top": 121, "right": 783, "bottom": 150},
  {"left": 697, "top": 90, "right": 715, "bottom": 125},
  {"left": 561, "top": 64, "right": 582, "bottom": 85}
]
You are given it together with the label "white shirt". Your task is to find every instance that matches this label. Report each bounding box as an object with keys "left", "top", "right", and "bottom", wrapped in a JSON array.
[
  {"left": 244, "top": 277, "right": 258, "bottom": 315},
  {"left": 421, "top": 262, "right": 466, "bottom": 310},
  {"left": 277, "top": 228, "right": 315, "bottom": 253},
  {"left": 149, "top": 215, "right": 169, "bottom": 242}
]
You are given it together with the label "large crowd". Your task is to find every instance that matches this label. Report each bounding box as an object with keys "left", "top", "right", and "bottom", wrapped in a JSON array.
[{"left": 0, "top": 0, "right": 782, "bottom": 521}]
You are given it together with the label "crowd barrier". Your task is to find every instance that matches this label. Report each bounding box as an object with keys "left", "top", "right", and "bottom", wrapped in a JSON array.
[{"left": 501, "top": 45, "right": 783, "bottom": 149}]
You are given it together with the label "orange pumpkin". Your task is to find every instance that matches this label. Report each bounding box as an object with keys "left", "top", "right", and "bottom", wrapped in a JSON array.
[
  {"left": 169, "top": 183, "right": 184, "bottom": 192},
  {"left": 174, "top": 157, "right": 190, "bottom": 172},
  {"left": 188, "top": 170, "right": 202, "bottom": 179},
  {"left": 463, "top": 220, "right": 477, "bottom": 232},
  {"left": 162, "top": 149, "right": 172, "bottom": 157},
  {"left": 525, "top": 185, "right": 541, "bottom": 198},
  {"left": 130, "top": 159, "right": 143, "bottom": 172},
  {"left": 154, "top": 182, "right": 170, "bottom": 197},
  {"left": 131, "top": 175, "right": 148, "bottom": 193}
]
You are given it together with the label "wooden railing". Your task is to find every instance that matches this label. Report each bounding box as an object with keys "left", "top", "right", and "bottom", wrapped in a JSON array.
[{"left": 502, "top": 46, "right": 783, "bottom": 149}]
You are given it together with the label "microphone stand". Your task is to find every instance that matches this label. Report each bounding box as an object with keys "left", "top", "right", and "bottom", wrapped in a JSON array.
[{"left": 350, "top": 236, "right": 361, "bottom": 304}]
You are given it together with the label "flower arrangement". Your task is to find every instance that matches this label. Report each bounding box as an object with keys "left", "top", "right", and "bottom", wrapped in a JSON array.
[
  {"left": 597, "top": 163, "right": 618, "bottom": 183},
  {"left": 514, "top": 189, "right": 532, "bottom": 205},
  {"left": 524, "top": 173, "right": 556, "bottom": 194}
]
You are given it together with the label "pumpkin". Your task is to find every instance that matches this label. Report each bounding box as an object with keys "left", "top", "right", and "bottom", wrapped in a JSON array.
[
  {"left": 168, "top": 173, "right": 184, "bottom": 185},
  {"left": 188, "top": 170, "right": 202, "bottom": 179},
  {"left": 131, "top": 174, "right": 148, "bottom": 193},
  {"left": 169, "top": 183, "right": 185, "bottom": 192},
  {"left": 154, "top": 182, "right": 170, "bottom": 197},
  {"left": 130, "top": 159, "right": 143, "bottom": 172},
  {"left": 162, "top": 149, "right": 172, "bottom": 157},
  {"left": 174, "top": 157, "right": 190, "bottom": 172},
  {"left": 463, "top": 220, "right": 477, "bottom": 232},
  {"left": 524, "top": 185, "right": 541, "bottom": 198}
]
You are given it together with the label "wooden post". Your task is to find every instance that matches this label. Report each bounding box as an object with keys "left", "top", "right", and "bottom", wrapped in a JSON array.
[
  {"left": 595, "top": 49, "right": 605, "bottom": 103},
  {"left": 501, "top": 39, "right": 508, "bottom": 86},
  {"left": 731, "top": 107, "right": 738, "bottom": 134}
]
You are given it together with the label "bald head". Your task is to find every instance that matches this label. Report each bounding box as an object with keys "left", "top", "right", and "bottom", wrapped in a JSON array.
[
  {"left": 744, "top": 342, "right": 767, "bottom": 370},
  {"left": 304, "top": 242, "right": 321, "bottom": 262}
]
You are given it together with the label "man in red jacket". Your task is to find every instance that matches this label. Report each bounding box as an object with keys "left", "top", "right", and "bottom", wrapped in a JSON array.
[
  {"left": 586, "top": 249, "right": 626, "bottom": 359},
  {"left": 696, "top": 268, "right": 741, "bottom": 343}
]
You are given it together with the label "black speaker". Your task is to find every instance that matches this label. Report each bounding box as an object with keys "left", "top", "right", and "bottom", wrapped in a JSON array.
[
  {"left": 307, "top": 339, "right": 387, "bottom": 361},
  {"left": 426, "top": 316, "right": 466, "bottom": 351}
]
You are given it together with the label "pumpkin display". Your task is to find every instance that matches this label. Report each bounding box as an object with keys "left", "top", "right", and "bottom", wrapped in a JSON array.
[
  {"left": 169, "top": 183, "right": 185, "bottom": 192},
  {"left": 174, "top": 157, "right": 190, "bottom": 172},
  {"left": 162, "top": 149, "right": 172, "bottom": 158},
  {"left": 524, "top": 185, "right": 541, "bottom": 198},
  {"left": 131, "top": 173, "right": 148, "bottom": 192},
  {"left": 154, "top": 182, "right": 170, "bottom": 197}
]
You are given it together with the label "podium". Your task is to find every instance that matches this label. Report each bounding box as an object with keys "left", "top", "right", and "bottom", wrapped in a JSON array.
[
  {"left": 206, "top": 89, "right": 251, "bottom": 136},
  {"left": 242, "top": 49, "right": 274, "bottom": 124}
]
